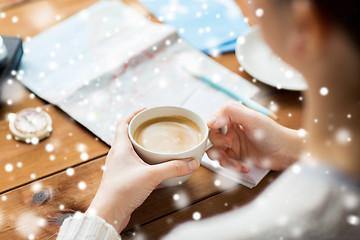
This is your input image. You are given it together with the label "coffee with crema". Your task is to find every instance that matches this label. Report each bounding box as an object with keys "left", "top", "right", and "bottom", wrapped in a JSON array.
[{"left": 134, "top": 116, "right": 203, "bottom": 153}]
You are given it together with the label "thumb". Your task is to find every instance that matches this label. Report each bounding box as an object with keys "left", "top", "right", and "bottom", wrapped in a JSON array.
[{"left": 151, "top": 158, "right": 200, "bottom": 183}]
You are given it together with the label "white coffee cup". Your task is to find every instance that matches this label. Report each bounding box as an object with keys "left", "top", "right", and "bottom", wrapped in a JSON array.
[{"left": 128, "top": 106, "right": 210, "bottom": 186}]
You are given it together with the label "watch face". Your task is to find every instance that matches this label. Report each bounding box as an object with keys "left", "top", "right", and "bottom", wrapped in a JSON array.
[
  {"left": 9, "top": 108, "right": 52, "bottom": 143},
  {"left": 14, "top": 109, "right": 49, "bottom": 134}
]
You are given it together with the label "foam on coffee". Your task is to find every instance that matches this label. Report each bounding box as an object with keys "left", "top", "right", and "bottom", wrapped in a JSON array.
[{"left": 134, "top": 116, "right": 203, "bottom": 153}]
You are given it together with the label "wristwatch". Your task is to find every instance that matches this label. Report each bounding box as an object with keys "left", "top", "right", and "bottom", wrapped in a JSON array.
[{"left": 9, "top": 108, "right": 53, "bottom": 143}]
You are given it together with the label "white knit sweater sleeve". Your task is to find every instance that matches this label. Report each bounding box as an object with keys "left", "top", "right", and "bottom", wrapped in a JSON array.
[{"left": 57, "top": 212, "right": 121, "bottom": 240}]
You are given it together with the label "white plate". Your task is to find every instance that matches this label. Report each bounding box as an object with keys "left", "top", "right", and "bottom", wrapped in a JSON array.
[{"left": 235, "top": 26, "right": 307, "bottom": 91}]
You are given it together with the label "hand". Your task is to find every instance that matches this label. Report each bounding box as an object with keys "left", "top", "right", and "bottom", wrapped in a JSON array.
[
  {"left": 86, "top": 109, "right": 200, "bottom": 232},
  {"left": 207, "top": 101, "right": 302, "bottom": 173}
]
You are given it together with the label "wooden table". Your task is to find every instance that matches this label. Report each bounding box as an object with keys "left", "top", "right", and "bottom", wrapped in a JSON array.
[{"left": 0, "top": 1, "right": 303, "bottom": 239}]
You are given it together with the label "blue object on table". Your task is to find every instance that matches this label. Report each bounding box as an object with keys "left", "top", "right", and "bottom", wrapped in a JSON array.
[{"left": 139, "top": 0, "right": 250, "bottom": 54}]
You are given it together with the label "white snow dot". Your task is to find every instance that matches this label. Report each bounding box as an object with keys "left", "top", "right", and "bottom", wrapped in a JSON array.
[
  {"left": 31, "top": 183, "right": 42, "bottom": 192},
  {"left": 214, "top": 179, "right": 221, "bottom": 186},
  {"left": 76, "top": 143, "right": 87, "bottom": 152},
  {"left": 314, "top": 118, "right": 318, "bottom": 123},
  {"left": 297, "top": 129, "right": 307, "bottom": 138},
  {"left": 347, "top": 114, "right": 351, "bottom": 119},
  {"left": 76, "top": 142, "right": 87, "bottom": 152},
  {"left": 45, "top": 144, "right": 54, "bottom": 152},
  {"left": 165, "top": 40, "right": 171, "bottom": 46},
  {"left": 192, "top": 212, "right": 201, "bottom": 220},
  {"left": 285, "top": 70, "right": 294, "bottom": 79},
  {"left": 6, "top": 134, "right": 12, "bottom": 140},
  {"left": 237, "top": 36, "right": 245, "bottom": 45},
  {"left": 55, "top": 14, "right": 61, "bottom": 21},
  {"left": 29, "top": 93, "right": 35, "bottom": 99},
  {"left": 196, "top": 12, "right": 202, "bottom": 18},
  {"left": 173, "top": 194, "right": 180, "bottom": 201},
  {"left": 49, "top": 155, "right": 55, "bottom": 161},
  {"left": 7, "top": 99, "right": 12, "bottom": 105},
  {"left": 31, "top": 137, "right": 39, "bottom": 145},
  {"left": 343, "top": 193, "right": 359, "bottom": 210},
  {"left": 87, "top": 208, "right": 97, "bottom": 216},
  {"left": 66, "top": 168, "right": 75, "bottom": 176},
  {"left": 5, "top": 163, "right": 13, "bottom": 172},
  {"left": 80, "top": 152, "right": 89, "bottom": 161},
  {"left": 320, "top": 87, "right": 328, "bottom": 96},
  {"left": 335, "top": 128, "right": 351, "bottom": 145},
  {"left": 292, "top": 164, "right": 301, "bottom": 174},
  {"left": 255, "top": 8, "right": 264, "bottom": 17},
  {"left": 2, "top": 195, "right": 7, "bottom": 201},
  {"left": 59, "top": 204, "right": 65, "bottom": 210},
  {"left": 12, "top": 16, "right": 18, "bottom": 23},
  {"left": 78, "top": 181, "right": 86, "bottom": 190},
  {"left": 30, "top": 173, "right": 36, "bottom": 179},
  {"left": 28, "top": 234, "right": 34, "bottom": 240},
  {"left": 216, "top": 13, "right": 221, "bottom": 19},
  {"left": 347, "top": 215, "right": 359, "bottom": 226},
  {"left": 38, "top": 218, "right": 46, "bottom": 227},
  {"left": 0, "top": 12, "right": 5, "bottom": 18},
  {"left": 269, "top": 102, "right": 279, "bottom": 112}
]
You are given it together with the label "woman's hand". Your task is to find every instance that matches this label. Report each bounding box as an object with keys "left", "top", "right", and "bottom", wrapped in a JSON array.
[
  {"left": 86, "top": 109, "right": 200, "bottom": 232},
  {"left": 207, "top": 101, "right": 303, "bottom": 173}
]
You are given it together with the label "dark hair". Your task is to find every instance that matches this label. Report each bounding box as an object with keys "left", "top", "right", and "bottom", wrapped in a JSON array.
[{"left": 311, "top": 0, "right": 360, "bottom": 49}]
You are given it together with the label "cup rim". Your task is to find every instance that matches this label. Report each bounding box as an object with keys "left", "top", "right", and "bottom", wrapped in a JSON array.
[{"left": 128, "top": 106, "right": 209, "bottom": 156}]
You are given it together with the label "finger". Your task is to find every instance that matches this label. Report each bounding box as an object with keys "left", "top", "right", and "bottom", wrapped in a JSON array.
[
  {"left": 207, "top": 147, "right": 231, "bottom": 168},
  {"left": 207, "top": 146, "right": 228, "bottom": 161},
  {"left": 124, "top": 108, "right": 147, "bottom": 124},
  {"left": 208, "top": 128, "right": 232, "bottom": 148},
  {"left": 151, "top": 158, "right": 200, "bottom": 183},
  {"left": 114, "top": 108, "right": 146, "bottom": 142},
  {"left": 208, "top": 101, "right": 259, "bottom": 130},
  {"left": 226, "top": 158, "right": 250, "bottom": 173}
]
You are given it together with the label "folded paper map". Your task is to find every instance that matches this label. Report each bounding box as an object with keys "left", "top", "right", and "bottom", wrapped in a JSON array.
[{"left": 18, "top": 0, "right": 267, "bottom": 188}]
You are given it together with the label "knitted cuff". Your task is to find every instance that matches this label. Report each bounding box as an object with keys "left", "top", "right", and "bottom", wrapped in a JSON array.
[{"left": 57, "top": 212, "right": 121, "bottom": 240}]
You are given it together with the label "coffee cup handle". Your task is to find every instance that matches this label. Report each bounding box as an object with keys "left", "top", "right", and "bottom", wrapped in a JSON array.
[{"left": 205, "top": 125, "right": 228, "bottom": 151}]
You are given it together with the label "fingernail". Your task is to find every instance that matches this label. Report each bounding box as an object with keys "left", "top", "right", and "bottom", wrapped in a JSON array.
[
  {"left": 242, "top": 166, "right": 250, "bottom": 173},
  {"left": 188, "top": 159, "right": 199, "bottom": 171},
  {"left": 223, "top": 143, "right": 229, "bottom": 148}
]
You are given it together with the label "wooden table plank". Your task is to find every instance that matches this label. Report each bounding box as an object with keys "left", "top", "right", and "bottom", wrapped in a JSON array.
[
  {"left": 0, "top": 0, "right": 98, "bottom": 38},
  {"left": 0, "top": 81, "right": 47, "bottom": 121},
  {"left": 0, "top": 104, "right": 109, "bottom": 193},
  {"left": 0, "top": 153, "right": 259, "bottom": 239},
  {"left": 121, "top": 171, "right": 281, "bottom": 240},
  {"left": 0, "top": 0, "right": 30, "bottom": 10}
]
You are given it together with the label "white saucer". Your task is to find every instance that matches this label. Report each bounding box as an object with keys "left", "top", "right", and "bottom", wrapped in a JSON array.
[{"left": 235, "top": 26, "right": 307, "bottom": 91}]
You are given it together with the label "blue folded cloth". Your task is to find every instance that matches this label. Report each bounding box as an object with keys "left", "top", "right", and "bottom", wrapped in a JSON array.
[{"left": 139, "top": 0, "right": 250, "bottom": 54}]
